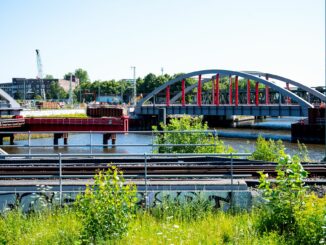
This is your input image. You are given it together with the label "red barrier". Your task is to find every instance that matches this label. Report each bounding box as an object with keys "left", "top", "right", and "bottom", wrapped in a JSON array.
[
  {"left": 181, "top": 79, "right": 185, "bottom": 106},
  {"left": 197, "top": 75, "right": 202, "bottom": 106}
]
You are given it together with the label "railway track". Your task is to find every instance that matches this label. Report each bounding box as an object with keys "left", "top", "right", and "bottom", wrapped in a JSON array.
[{"left": 0, "top": 159, "right": 325, "bottom": 177}]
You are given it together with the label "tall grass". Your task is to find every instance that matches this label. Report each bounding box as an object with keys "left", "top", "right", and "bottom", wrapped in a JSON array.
[
  {"left": 118, "top": 211, "right": 286, "bottom": 245},
  {"left": 0, "top": 209, "right": 81, "bottom": 245},
  {"left": 0, "top": 207, "right": 288, "bottom": 244}
]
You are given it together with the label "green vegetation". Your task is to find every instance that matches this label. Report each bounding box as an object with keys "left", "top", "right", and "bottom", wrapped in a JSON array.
[
  {"left": 0, "top": 156, "right": 325, "bottom": 244},
  {"left": 43, "top": 67, "right": 278, "bottom": 103},
  {"left": 14, "top": 133, "right": 52, "bottom": 141},
  {"left": 257, "top": 155, "right": 326, "bottom": 244},
  {"left": 153, "top": 116, "right": 233, "bottom": 153},
  {"left": 0, "top": 209, "right": 81, "bottom": 244},
  {"left": 250, "top": 135, "right": 286, "bottom": 162},
  {"left": 0, "top": 115, "right": 324, "bottom": 244},
  {"left": 75, "top": 167, "right": 137, "bottom": 243},
  {"left": 297, "top": 140, "right": 310, "bottom": 162},
  {"left": 27, "top": 113, "right": 88, "bottom": 118},
  {"left": 47, "top": 81, "right": 67, "bottom": 100}
]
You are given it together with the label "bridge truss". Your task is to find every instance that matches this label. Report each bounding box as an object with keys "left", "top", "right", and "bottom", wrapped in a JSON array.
[{"left": 136, "top": 70, "right": 325, "bottom": 117}]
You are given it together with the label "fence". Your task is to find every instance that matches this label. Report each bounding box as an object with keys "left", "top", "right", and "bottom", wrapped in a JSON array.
[
  {"left": 0, "top": 130, "right": 251, "bottom": 207},
  {"left": 0, "top": 152, "right": 251, "bottom": 207},
  {"left": 0, "top": 130, "right": 223, "bottom": 155}
]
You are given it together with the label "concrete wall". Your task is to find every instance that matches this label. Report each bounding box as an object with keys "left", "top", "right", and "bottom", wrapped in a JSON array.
[{"left": 0, "top": 190, "right": 252, "bottom": 213}]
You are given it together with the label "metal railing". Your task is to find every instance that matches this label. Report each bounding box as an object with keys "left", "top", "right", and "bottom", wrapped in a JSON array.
[
  {"left": 0, "top": 152, "right": 252, "bottom": 206},
  {"left": 0, "top": 130, "right": 222, "bottom": 155}
]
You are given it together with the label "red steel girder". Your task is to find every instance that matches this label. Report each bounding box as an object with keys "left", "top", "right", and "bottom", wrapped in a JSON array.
[{"left": 197, "top": 75, "right": 202, "bottom": 106}]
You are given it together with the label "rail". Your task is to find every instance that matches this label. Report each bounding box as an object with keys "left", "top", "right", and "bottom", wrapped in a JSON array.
[{"left": 0, "top": 152, "right": 252, "bottom": 207}]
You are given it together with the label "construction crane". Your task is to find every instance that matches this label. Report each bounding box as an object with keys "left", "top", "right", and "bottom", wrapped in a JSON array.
[{"left": 35, "top": 49, "right": 46, "bottom": 100}]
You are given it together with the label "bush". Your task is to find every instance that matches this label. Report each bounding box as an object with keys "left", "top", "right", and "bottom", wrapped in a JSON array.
[
  {"left": 75, "top": 166, "right": 137, "bottom": 243},
  {"left": 256, "top": 155, "right": 326, "bottom": 244},
  {"left": 294, "top": 194, "right": 326, "bottom": 244},
  {"left": 153, "top": 116, "right": 233, "bottom": 154},
  {"left": 256, "top": 155, "right": 307, "bottom": 234},
  {"left": 250, "top": 135, "right": 286, "bottom": 162}
]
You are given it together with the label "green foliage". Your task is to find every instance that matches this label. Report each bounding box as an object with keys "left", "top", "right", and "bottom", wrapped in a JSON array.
[
  {"left": 120, "top": 211, "right": 287, "bottom": 244},
  {"left": 250, "top": 135, "right": 286, "bottom": 162},
  {"left": 48, "top": 81, "right": 67, "bottom": 100},
  {"left": 75, "top": 166, "right": 137, "bottom": 243},
  {"left": 149, "top": 196, "right": 213, "bottom": 222},
  {"left": 44, "top": 74, "right": 54, "bottom": 79},
  {"left": 0, "top": 209, "right": 81, "bottom": 245},
  {"left": 257, "top": 155, "right": 326, "bottom": 244},
  {"left": 294, "top": 194, "right": 326, "bottom": 244},
  {"left": 153, "top": 116, "right": 233, "bottom": 154},
  {"left": 74, "top": 68, "right": 90, "bottom": 84},
  {"left": 257, "top": 155, "right": 308, "bottom": 234},
  {"left": 34, "top": 94, "right": 43, "bottom": 100},
  {"left": 297, "top": 140, "right": 310, "bottom": 162}
]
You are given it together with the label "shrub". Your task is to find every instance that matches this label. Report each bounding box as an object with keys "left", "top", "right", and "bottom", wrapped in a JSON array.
[
  {"left": 250, "top": 135, "right": 286, "bottom": 162},
  {"left": 153, "top": 116, "right": 233, "bottom": 154},
  {"left": 294, "top": 194, "right": 326, "bottom": 244},
  {"left": 256, "top": 155, "right": 326, "bottom": 244},
  {"left": 75, "top": 166, "right": 137, "bottom": 243},
  {"left": 256, "top": 155, "right": 308, "bottom": 234}
]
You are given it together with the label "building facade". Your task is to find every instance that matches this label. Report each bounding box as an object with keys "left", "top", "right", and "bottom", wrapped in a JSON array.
[{"left": 0, "top": 78, "right": 78, "bottom": 100}]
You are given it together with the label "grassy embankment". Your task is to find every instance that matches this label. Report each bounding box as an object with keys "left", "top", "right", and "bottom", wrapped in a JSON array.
[{"left": 0, "top": 209, "right": 289, "bottom": 245}]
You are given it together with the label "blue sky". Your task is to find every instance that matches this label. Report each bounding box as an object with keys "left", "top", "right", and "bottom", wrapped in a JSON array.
[{"left": 0, "top": 0, "right": 324, "bottom": 86}]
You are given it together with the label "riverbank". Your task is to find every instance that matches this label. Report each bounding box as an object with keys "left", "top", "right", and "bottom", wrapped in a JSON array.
[{"left": 20, "top": 108, "right": 86, "bottom": 117}]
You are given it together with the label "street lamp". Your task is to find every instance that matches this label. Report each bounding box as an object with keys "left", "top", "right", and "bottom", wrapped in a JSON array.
[{"left": 131, "top": 66, "right": 136, "bottom": 106}]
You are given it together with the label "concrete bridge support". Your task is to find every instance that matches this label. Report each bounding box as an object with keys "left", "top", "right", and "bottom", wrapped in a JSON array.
[
  {"left": 0, "top": 134, "right": 14, "bottom": 145},
  {"left": 53, "top": 133, "right": 68, "bottom": 146},
  {"left": 103, "top": 133, "right": 116, "bottom": 148}
]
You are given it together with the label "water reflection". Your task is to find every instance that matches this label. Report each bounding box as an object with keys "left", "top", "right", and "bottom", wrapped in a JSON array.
[{"left": 1, "top": 117, "right": 324, "bottom": 161}]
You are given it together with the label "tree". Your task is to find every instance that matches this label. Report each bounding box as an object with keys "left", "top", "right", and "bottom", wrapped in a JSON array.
[
  {"left": 153, "top": 116, "right": 233, "bottom": 154},
  {"left": 44, "top": 74, "right": 54, "bottom": 79},
  {"left": 48, "top": 82, "right": 67, "bottom": 100},
  {"left": 64, "top": 68, "right": 90, "bottom": 84},
  {"left": 34, "top": 94, "right": 43, "bottom": 100},
  {"left": 14, "top": 92, "right": 23, "bottom": 100},
  {"left": 75, "top": 68, "right": 90, "bottom": 84}
]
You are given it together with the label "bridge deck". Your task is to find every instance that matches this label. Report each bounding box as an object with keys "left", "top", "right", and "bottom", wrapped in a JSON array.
[
  {"left": 136, "top": 104, "right": 307, "bottom": 117},
  {"left": 23, "top": 117, "right": 129, "bottom": 132}
]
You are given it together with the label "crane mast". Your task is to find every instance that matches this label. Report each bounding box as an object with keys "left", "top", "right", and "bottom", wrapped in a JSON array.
[{"left": 35, "top": 49, "right": 46, "bottom": 100}]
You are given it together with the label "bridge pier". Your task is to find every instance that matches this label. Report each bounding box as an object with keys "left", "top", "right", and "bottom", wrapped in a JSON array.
[
  {"left": 53, "top": 133, "right": 68, "bottom": 146},
  {"left": 103, "top": 133, "right": 116, "bottom": 148},
  {"left": 0, "top": 134, "right": 15, "bottom": 145}
]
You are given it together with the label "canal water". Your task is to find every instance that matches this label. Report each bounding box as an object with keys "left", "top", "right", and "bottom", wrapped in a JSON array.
[{"left": 1, "top": 117, "right": 325, "bottom": 161}]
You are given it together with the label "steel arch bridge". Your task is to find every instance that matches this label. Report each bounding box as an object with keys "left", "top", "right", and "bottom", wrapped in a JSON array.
[
  {"left": 135, "top": 69, "right": 325, "bottom": 117},
  {"left": 0, "top": 88, "right": 21, "bottom": 116}
]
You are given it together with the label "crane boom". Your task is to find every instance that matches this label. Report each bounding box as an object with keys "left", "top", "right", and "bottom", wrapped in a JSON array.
[{"left": 35, "top": 49, "right": 46, "bottom": 100}]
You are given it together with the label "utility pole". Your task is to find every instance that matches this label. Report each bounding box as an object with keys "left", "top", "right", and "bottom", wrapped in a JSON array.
[
  {"left": 131, "top": 66, "right": 136, "bottom": 106},
  {"left": 69, "top": 75, "right": 73, "bottom": 105},
  {"left": 161, "top": 67, "right": 164, "bottom": 76},
  {"left": 23, "top": 79, "right": 26, "bottom": 101}
]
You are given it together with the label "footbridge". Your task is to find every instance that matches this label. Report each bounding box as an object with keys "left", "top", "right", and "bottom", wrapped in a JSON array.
[
  {"left": 135, "top": 69, "right": 325, "bottom": 117},
  {"left": 0, "top": 88, "right": 21, "bottom": 116}
]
